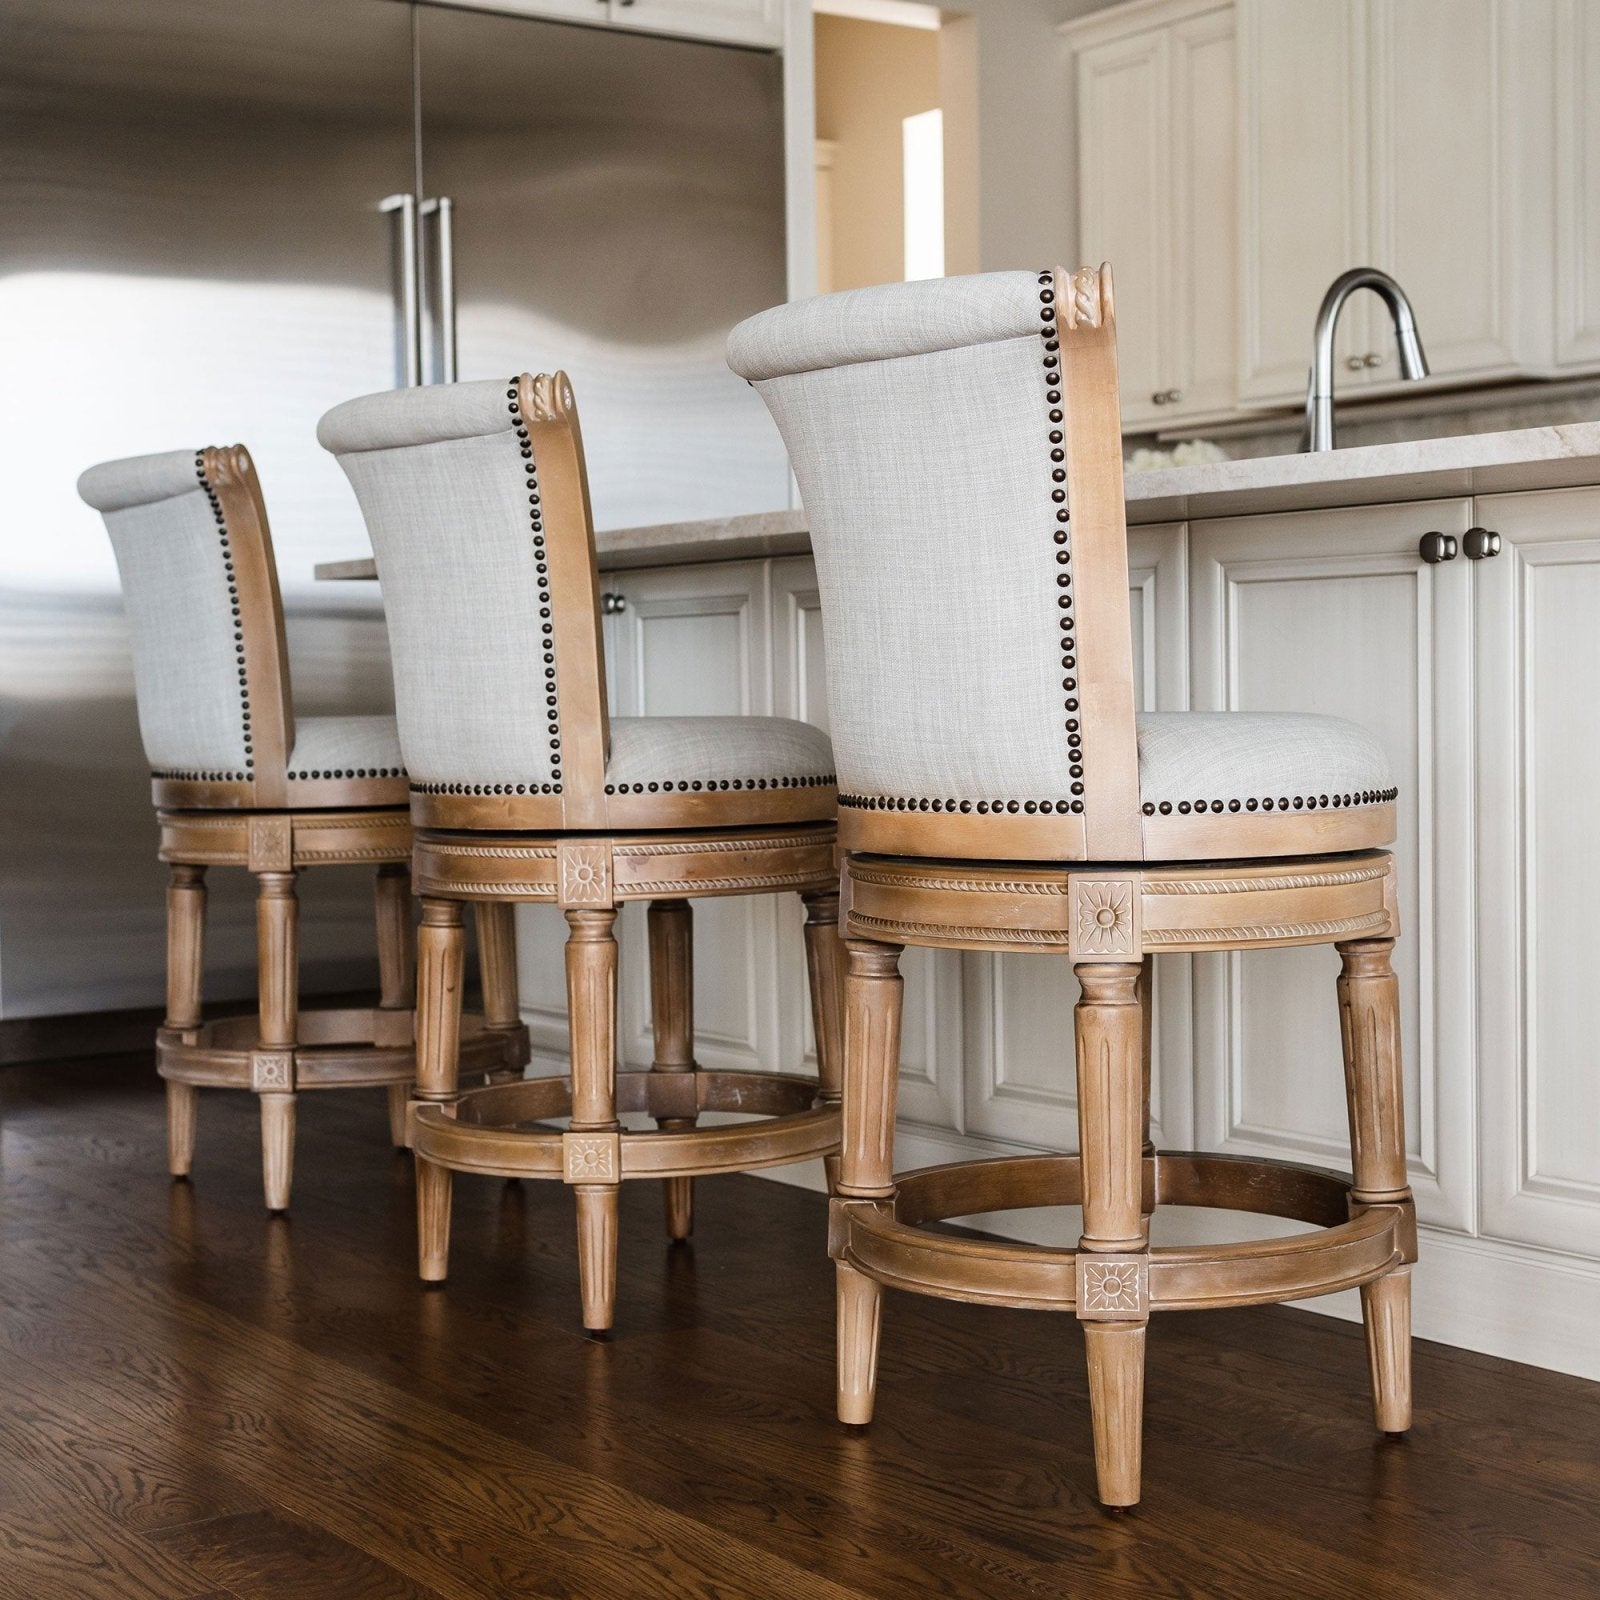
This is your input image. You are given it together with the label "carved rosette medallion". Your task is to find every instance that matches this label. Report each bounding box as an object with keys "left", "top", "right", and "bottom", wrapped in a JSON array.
[
  {"left": 558, "top": 841, "right": 613, "bottom": 908},
  {"left": 563, "top": 1132, "right": 620, "bottom": 1184},
  {"left": 1070, "top": 877, "right": 1139, "bottom": 958},
  {"left": 1077, "top": 1254, "right": 1148, "bottom": 1319},
  {"left": 250, "top": 1050, "right": 295, "bottom": 1092}
]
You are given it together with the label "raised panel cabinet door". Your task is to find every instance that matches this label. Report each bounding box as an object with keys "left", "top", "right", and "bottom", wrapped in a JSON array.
[
  {"left": 612, "top": 0, "right": 784, "bottom": 48},
  {"left": 1367, "top": 0, "right": 1548, "bottom": 384},
  {"left": 1475, "top": 488, "right": 1600, "bottom": 1256},
  {"left": 526, "top": 560, "right": 780, "bottom": 1076},
  {"left": 1188, "top": 500, "right": 1475, "bottom": 1232},
  {"left": 1556, "top": 0, "right": 1600, "bottom": 368},
  {"left": 1164, "top": 6, "right": 1237, "bottom": 426},
  {"left": 768, "top": 557, "right": 963, "bottom": 1136},
  {"left": 1237, "top": 0, "right": 1371, "bottom": 404},
  {"left": 1076, "top": 27, "right": 1172, "bottom": 432},
  {"left": 962, "top": 524, "right": 1194, "bottom": 1154}
]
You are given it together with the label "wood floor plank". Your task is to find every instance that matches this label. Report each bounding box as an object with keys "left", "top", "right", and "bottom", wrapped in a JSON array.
[
  {"left": 152, "top": 1509, "right": 450, "bottom": 1600},
  {"left": 4, "top": 1057, "right": 1600, "bottom": 1600}
]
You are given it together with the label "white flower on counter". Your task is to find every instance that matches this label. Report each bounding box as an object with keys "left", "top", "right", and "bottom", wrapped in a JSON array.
[{"left": 1124, "top": 438, "right": 1229, "bottom": 473}]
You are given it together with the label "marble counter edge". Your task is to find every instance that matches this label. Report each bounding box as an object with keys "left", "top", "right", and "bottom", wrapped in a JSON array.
[{"left": 313, "top": 424, "right": 1600, "bottom": 580}]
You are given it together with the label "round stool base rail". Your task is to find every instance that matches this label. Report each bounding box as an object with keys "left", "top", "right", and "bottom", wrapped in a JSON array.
[
  {"left": 414, "top": 1070, "right": 841, "bottom": 1182},
  {"left": 830, "top": 1152, "right": 1417, "bottom": 1316},
  {"left": 158, "top": 1009, "right": 529, "bottom": 1093}
]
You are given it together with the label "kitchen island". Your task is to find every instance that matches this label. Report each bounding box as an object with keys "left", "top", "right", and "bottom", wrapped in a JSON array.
[{"left": 341, "top": 424, "right": 1600, "bottom": 1382}]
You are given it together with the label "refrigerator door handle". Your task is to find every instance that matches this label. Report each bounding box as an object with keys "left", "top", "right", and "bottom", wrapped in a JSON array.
[
  {"left": 421, "top": 196, "right": 458, "bottom": 384},
  {"left": 379, "top": 193, "right": 422, "bottom": 387}
]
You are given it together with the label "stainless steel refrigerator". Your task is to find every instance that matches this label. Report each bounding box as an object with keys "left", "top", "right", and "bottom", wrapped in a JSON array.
[{"left": 0, "top": 0, "right": 789, "bottom": 1019}]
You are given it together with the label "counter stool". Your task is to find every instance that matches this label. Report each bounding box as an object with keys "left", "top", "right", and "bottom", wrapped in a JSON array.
[
  {"left": 319, "top": 373, "right": 843, "bottom": 1333},
  {"left": 729, "top": 266, "right": 1414, "bottom": 1508},
  {"left": 78, "top": 445, "right": 528, "bottom": 1211}
]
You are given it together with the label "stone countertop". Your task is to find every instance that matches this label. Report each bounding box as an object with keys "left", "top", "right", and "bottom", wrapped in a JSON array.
[{"left": 314, "top": 423, "right": 1600, "bottom": 580}]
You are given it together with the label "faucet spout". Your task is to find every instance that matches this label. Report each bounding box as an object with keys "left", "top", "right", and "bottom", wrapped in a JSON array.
[{"left": 1305, "top": 267, "right": 1429, "bottom": 451}]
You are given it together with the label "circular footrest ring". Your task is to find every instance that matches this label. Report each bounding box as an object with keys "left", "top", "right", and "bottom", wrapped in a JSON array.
[
  {"left": 157, "top": 1008, "right": 527, "bottom": 1091},
  {"left": 837, "top": 1151, "right": 1410, "bottom": 1315},
  {"left": 413, "top": 1069, "right": 841, "bottom": 1182}
]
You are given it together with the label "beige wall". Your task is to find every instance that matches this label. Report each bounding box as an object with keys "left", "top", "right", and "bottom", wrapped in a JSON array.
[
  {"left": 813, "top": 0, "right": 1117, "bottom": 285},
  {"left": 814, "top": 15, "right": 941, "bottom": 291}
]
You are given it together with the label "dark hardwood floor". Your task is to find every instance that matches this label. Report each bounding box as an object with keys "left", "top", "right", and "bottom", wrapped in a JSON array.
[{"left": 2, "top": 1056, "right": 1598, "bottom": 1599}]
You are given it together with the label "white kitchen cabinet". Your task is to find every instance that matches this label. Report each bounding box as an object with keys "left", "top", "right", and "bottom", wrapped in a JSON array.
[
  {"left": 1071, "top": 0, "right": 1236, "bottom": 431},
  {"left": 1188, "top": 498, "right": 1477, "bottom": 1231},
  {"left": 614, "top": 0, "right": 783, "bottom": 48},
  {"left": 443, "top": 0, "right": 783, "bottom": 48},
  {"left": 1555, "top": 0, "right": 1600, "bottom": 369},
  {"left": 1235, "top": 0, "right": 1370, "bottom": 404},
  {"left": 960, "top": 522, "right": 1195, "bottom": 1154},
  {"left": 1474, "top": 487, "right": 1600, "bottom": 1258},
  {"left": 1238, "top": 0, "right": 1553, "bottom": 408}
]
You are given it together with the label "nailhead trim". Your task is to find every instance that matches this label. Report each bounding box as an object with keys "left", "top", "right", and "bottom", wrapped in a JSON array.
[
  {"left": 507, "top": 378, "right": 562, "bottom": 793},
  {"left": 1036, "top": 270, "right": 1085, "bottom": 816},
  {"left": 194, "top": 450, "right": 253, "bottom": 779},
  {"left": 287, "top": 767, "right": 406, "bottom": 781},
  {"left": 1140, "top": 786, "right": 1399, "bottom": 817},
  {"left": 411, "top": 774, "right": 834, "bottom": 797},
  {"left": 839, "top": 792, "right": 1076, "bottom": 817},
  {"left": 151, "top": 768, "right": 251, "bottom": 783},
  {"left": 604, "top": 775, "right": 835, "bottom": 795}
]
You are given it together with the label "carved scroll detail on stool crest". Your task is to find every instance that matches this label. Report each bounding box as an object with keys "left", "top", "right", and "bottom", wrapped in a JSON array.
[
  {"left": 1078, "top": 1254, "right": 1148, "bottom": 1318},
  {"left": 1061, "top": 266, "right": 1102, "bottom": 330}
]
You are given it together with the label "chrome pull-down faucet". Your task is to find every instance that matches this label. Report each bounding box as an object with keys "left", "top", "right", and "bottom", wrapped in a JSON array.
[{"left": 1305, "top": 268, "right": 1429, "bottom": 451}]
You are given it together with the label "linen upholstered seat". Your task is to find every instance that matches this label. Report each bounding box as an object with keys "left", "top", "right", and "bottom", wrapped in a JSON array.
[
  {"left": 78, "top": 443, "right": 523, "bottom": 1212},
  {"left": 319, "top": 371, "right": 844, "bottom": 1335},
  {"left": 285, "top": 714, "right": 406, "bottom": 787},
  {"left": 729, "top": 267, "right": 1415, "bottom": 1511}
]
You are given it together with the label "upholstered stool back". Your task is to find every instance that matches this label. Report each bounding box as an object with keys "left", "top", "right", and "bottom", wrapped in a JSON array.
[
  {"left": 319, "top": 375, "right": 617, "bottom": 831},
  {"left": 729, "top": 267, "right": 1141, "bottom": 860},
  {"left": 79, "top": 445, "right": 295, "bottom": 809}
]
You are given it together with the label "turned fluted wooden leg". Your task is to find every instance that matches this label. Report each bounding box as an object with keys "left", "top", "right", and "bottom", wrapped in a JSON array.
[
  {"left": 255, "top": 869, "right": 299, "bottom": 1213},
  {"left": 1338, "top": 937, "right": 1414, "bottom": 1436},
  {"left": 374, "top": 865, "right": 417, "bottom": 1147},
  {"left": 803, "top": 889, "right": 847, "bottom": 1196},
  {"left": 474, "top": 901, "right": 523, "bottom": 1086},
  {"left": 415, "top": 897, "right": 465, "bottom": 1283},
  {"left": 163, "top": 863, "right": 206, "bottom": 1178},
  {"left": 1074, "top": 961, "right": 1149, "bottom": 1509},
  {"left": 1136, "top": 954, "right": 1155, "bottom": 1222},
  {"left": 835, "top": 937, "right": 903, "bottom": 1426},
  {"left": 647, "top": 899, "right": 695, "bottom": 1241},
  {"left": 567, "top": 908, "right": 621, "bottom": 1333}
]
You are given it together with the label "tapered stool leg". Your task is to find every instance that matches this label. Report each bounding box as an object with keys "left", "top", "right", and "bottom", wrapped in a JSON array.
[
  {"left": 1074, "top": 961, "right": 1149, "bottom": 1509},
  {"left": 475, "top": 901, "right": 523, "bottom": 1086},
  {"left": 164, "top": 864, "right": 206, "bottom": 1178},
  {"left": 375, "top": 864, "right": 417, "bottom": 1147},
  {"left": 415, "top": 897, "right": 465, "bottom": 1282},
  {"left": 255, "top": 869, "right": 299, "bottom": 1213},
  {"left": 835, "top": 937, "right": 903, "bottom": 1426},
  {"left": 567, "top": 908, "right": 621, "bottom": 1332},
  {"left": 647, "top": 899, "right": 695, "bottom": 1241},
  {"left": 1338, "top": 937, "right": 1414, "bottom": 1435},
  {"left": 803, "top": 890, "right": 847, "bottom": 1196}
]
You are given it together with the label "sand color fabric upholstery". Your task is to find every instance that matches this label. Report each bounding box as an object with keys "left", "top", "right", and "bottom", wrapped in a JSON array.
[
  {"left": 286, "top": 715, "right": 405, "bottom": 781},
  {"left": 318, "top": 381, "right": 571, "bottom": 792},
  {"left": 78, "top": 449, "right": 253, "bottom": 778},
  {"left": 1136, "top": 713, "right": 1394, "bottom": 815},
  {"left": 605, "top": 717, "right": 833, "bottom": 793},
  {"left": 319, "top": 378, "right": 836, "bottom": 825},
  {"left": 730, "top": 271, "right": 1398, "bottom": 859},
  {"left": 730, "top": 274, "right": 1080, "bottom": 808}
]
